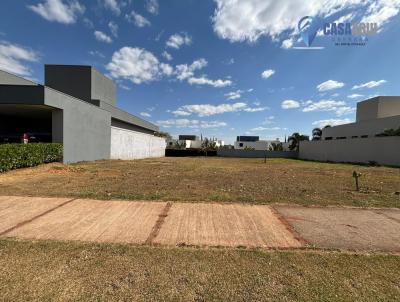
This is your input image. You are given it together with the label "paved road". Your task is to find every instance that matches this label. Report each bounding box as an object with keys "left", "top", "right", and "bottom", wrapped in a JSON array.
[{"left": 1, "top": 196, "right": 399, "bottom": 252}]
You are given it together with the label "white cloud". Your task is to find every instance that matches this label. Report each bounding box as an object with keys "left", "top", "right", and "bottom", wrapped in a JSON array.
[
  {"left": 146, "top": 0, "right": 159, "bottom": 15},
  {"left": 106, "top": 47, "right": 171, "bottom": 84},
  {"left": 126, "top": 11, "right": 151, "bottom": 27},
  {"left": 0, "top": 41, "right": 39, "bottom": 77},
  {"left": 162, "top": 51, "right": 172, "bottom": 61},
  {"left": 157, "top": 119, "right": 227, "bottom": 129},
  {"left": 302, "top": 100, "right": 355, "bottom": 116},
  {"left": 281, "top": 100, "right": 300, "bottom": 109},
  {"left": 261, "top": 69, "right": 275, "bottom": 79},
  {"left": 225, "top": 90, "right": 243, "bottom": 100},
  {"left": 172, "top": 102, "right": 265, "bottom": 117},
  {"left": 312, "top": 118, "right": 352, "bottom": 128},
  {"left": 172, "top": 110, "right": 192, "bottom": 117},
  {"left": 302, "top": 100, "right": 345, "bottom": 112},
  {"left": 347, "top": 93, "right": 364, "bottom": 99},
  {"left": 225, "top": 58, "right": 235, "bottom": 65},
  {"left": 140, "top": 112, "right": 151, "bottom": 118},
  {"left": 160, "top": 63, "right": 173, "bottom": 76},
  {"left": 201, "top": 121, "right": 228, "bottom": 128},
  {"left": 175, "top": 58, "right": 207, "bottom": 80},
  {"left": 243, "top": 107, "right": 267, "bottom": 112},
  {"left": 249, "top": 126, "right": 281, "bottom": 131},
  {"left": 103, "top": 0, "right": 121, "bottom": 15},
  {"left": 212, "top": 0, "right": 400, "bottom": 43},
  {"left": 352, "top": 80, "right": 387, "bottom": 90},
  {"left": 94, "top": 30, "right": 112, "bottom": 43},
  {"left": 166, "top": 33, "right": 192, "bottom": 49},
  {"left": 28, "top": 0, "right": 84, "bottom": 24},
  {"left": 108, "top": 21, "right": 118, "bottom": 37},
  {"left": 88, "top": 50, "right": 105, "bottom": 58},
  {"left": 361, "top": 0, "right": 400, "bottom": 25},
  {"left": 188, "top": 76, "right": 232, "bottom": 88},
  {"left": 281, "top": 38, "right": 293, "bottom": 49},
  {"left": 262, "top": 116, "right": 275, "bottom": 125},
  {"left": 317, "top": 80, "right": 345, "bottom": 92}
]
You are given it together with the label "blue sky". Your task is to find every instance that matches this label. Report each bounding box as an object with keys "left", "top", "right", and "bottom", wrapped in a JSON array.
[{"left": 1, "top": 0, "right": 400, "bottom": 143}]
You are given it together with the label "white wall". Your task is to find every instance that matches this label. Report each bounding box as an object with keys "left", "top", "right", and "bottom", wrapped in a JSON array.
[
  {"left": 111, "top": 126, "right": 166, "bottom": 160},
  {"left": 299, "top": 137, "right": 400, "bottom": 166}
]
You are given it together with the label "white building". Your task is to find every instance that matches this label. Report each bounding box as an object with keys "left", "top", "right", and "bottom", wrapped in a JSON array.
[
  {"left": 234, "top": 136, "right": 280, "bottom": 150},
  {"left": 321, "top": 96, "right": 400, "bottom": 140},
  {"left": 166, "top": 135, "right": 224, "bottom": 149},
  {"left": 299, "top": 96, "right": 400, "bottom": 166}
]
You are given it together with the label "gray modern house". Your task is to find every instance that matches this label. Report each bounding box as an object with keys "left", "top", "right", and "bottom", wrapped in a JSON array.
[
  {"left": 299, "top": 96, "right": 400, "bottom": 166},
  {"left": 0, "top": 65, "right": 166, "bottom": 163}
]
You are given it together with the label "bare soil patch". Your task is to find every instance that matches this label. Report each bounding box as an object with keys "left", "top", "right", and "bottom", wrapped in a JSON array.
[
  {"left": 275, "top": 205, "right": 400, "bottom": 251},
  {"left": 0, "top": 196, "right": 71, "bottom": 234},
  {"left": 154, "top": 203, "right": 302, "bottom": 248},
  {"left": 5, "top": 199, "right": 166, "bottom": 244}
]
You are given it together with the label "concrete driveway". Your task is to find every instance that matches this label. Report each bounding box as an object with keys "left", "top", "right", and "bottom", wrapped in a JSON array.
[{"left": 1, "top": 196, "right": 399, "bottom": 252}]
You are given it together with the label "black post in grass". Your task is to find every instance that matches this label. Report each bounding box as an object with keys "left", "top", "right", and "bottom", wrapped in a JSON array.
[{"left": 352, "top": 171, "right": 362, "bottom": 191}]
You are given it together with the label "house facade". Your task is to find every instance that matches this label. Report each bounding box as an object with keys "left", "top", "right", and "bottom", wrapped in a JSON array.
[
  {"left": 299, "top": 96, "right": 400, "bottom": 166},
  {"left": 234, "top": 136, "right": 280, "bottom": 150},
  {"left": 0, "top": 65, "right": 166, "bottom": 163}
]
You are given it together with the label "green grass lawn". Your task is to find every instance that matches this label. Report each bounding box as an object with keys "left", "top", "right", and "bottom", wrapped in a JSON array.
[
  {"left": 0, "top": 157, "right": 399, "bottom": 207},
  {"left": 0, "top": 239, "right": 399, "bottom": 301}
]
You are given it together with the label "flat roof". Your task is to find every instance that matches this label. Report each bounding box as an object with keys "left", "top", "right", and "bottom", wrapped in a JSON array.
[{"left": 0, "top": 68, "right": 159, "bottom": 133}]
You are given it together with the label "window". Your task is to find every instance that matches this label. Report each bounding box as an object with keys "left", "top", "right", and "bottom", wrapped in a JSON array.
[
  {"left": 361, "top": 135, "right": 368, "bottom": 138},
  {"left": 239, "top": 143, "right": 243, "bottom": 147},
  {"left": 351, "top": 136, "right": 358, "bottom": 138},
  {"left": 325, "top": 137, "right": 333, "bottom": 140}
]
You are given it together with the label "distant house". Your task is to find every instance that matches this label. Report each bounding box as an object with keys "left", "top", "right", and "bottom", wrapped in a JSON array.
[
  {"left": 0, "top": 65, "right": 166, "bottom": 163},
  {"left": 234, "top": 136, "right": 280, "bottom": 150},
  {"left": 321, "top": 96, "right": 400, "bottom": 140},
  {"left": 167, "top": 135, "right": 224, "bottom": 149}
]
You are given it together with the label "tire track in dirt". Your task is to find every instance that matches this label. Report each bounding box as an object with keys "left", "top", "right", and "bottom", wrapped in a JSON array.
[
  {"left": 145, "top": 202, "right": 172, "bottom": 244},
  {"left": 0, "top": 198, "right": 77, "bottom": 236}
]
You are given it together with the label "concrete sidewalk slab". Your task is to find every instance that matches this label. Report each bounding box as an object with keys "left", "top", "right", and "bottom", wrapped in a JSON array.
[
  {"left": 153, "top": 203, "right": 302, "bottom": 248},
  {"left": 275, "top": 205, "right": 400, "bottom": 252},
  {"left": 0, "top": 196, "right": 72, "bottom": 234},
  {"left": 5, "top": 199, "right": 166, "bottom": 244}
]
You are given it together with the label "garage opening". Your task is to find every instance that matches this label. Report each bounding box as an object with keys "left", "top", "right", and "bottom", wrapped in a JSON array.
[{"left": 0, "top": 104, "right": 53, "bottom": 143}]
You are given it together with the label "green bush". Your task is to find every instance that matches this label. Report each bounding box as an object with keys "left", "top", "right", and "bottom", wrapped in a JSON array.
[{"left": 0, "top": 143, "right": 63, "bottom": 173}]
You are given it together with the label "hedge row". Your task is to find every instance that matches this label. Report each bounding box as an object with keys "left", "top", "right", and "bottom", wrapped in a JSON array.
[{"left": 0, "top": 143, "right": 63, "bottom": 173}]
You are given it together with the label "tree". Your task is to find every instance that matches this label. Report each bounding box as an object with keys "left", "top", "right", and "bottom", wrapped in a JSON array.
[
  {"left": 201, "top": 138, "right": 217, "bottom": 155},
  {"left": 288, "top": 132, "right": 309, "bottom": 151},
  {"left": 269, "top": 142, "right": 283, "bottom": 151},
  {"left": 174, "top": 141, "right": 185, "bottom": 149},
  {"left": 312, "top": 128, "right": 322, "bottom": 141}
]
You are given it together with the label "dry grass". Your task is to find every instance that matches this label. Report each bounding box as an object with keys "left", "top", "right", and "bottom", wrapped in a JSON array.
[
  {"left": 0, "top": 239, "right": 399, "bottom": 301},
  {"left": 0, "top": 157, "right": 399, "bottom": 207}
]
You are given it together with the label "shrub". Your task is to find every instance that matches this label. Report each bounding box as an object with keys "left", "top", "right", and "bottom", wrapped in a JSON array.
[{"left": 0, "top": 143, "right": 63, "bottom": 173}]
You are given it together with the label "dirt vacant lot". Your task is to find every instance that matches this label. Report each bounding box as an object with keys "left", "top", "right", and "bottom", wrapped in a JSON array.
[
  {"left": 0, "top": 157, "right": 398, "bottom": 207},
  {"left": 1, "top": 239, "right": 399, "bottom": 301}
]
